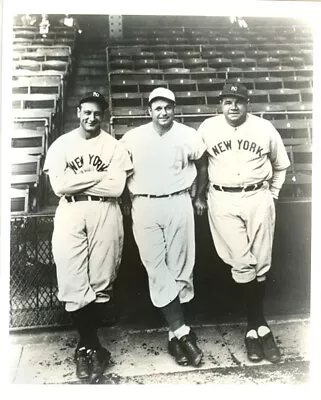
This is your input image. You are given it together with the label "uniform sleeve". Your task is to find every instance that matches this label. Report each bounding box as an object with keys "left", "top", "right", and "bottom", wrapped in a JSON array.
[
  {"left": 188, "top": 128, "right": 207, "bottom": 161},
  {"left": 119, "top": 131, "right": 133, "bottom": 159},
  {"left": 197, "top": 119, "right": 211, "bottom": 151},
  {"left": 43, "top": 138, "right": 102, "bottom": 197},
  {"left": 83, "top": 141, "right": 133, "bottom": 197},
  {"left": 108, "top": 141, "right": 133, "bottom": 174},
  {"left": 269, "top": 123, "right": 291, "bottom": 171}
]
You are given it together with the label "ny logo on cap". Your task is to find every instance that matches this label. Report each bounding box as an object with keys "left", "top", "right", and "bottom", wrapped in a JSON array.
[
  {"left": 93, "top": 91, "right": 100, "bottom": 97},
  {"left": 230, "top": 86, "right": 238, "bottom": 92}
]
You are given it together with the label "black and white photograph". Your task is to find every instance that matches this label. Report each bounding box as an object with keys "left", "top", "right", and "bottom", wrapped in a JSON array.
[{"left": 1, "top": 0, "right": 320, "bottom": 396}]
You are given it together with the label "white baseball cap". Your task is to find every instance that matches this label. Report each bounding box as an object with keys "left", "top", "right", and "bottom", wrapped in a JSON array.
[{"left": 148, "top": 87, "right": 176, "bottom": 104}]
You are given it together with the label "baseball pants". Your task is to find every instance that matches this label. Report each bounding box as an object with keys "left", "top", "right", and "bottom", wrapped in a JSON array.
[
  {"left": 52, "top": 199, "right": 124, "bottom": 312},
  {"left": 131, "top": 192, "right": 195, "bottom": 308},
  {"left": 207, "top": 182, "right": 275, "bottom": 283}
]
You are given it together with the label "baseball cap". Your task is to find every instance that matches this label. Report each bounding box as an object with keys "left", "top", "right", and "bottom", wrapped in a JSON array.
[
  {"left": 219, "top": 83, "right": 249, "bottom": 101},
  {"left": 148, "top": 87, "right": 176, "bottom": 104},
  {"left": 78, "top": 91, "right": 109, "bottom": 109}
]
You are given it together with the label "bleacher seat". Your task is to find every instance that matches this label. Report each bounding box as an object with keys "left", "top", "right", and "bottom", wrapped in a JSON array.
[
  {"left": 249, "top": 102, "right": 287, "bottom": 118},
  {"left": 232, "top": 57, "right": 257, "bottom": 69},
  {"left": 167, "top": 78, "right": 197, "bottom": 92},
  {"left": 14, "top": 59, "right": 42, "bottom": 72},
  {"left": 299, "top": 88, "right": 313, "bottom": 102},
  {"left": 12, "top": 93, "right": 59, "bottom": 112},
  {"left": 196, "top": 77, "right": 225, "bottom": 91},
  {"left": 180, "top": 104, "right": 216, "bottom": 115},
  {"left": 268, "top": 88, "right": 301, "bottom": 103},
  {"left": 292, "top": 143, "right": 312, "bottom": 172},
  {"left": 135, "top": 59, "right": 159, "bottom": 70},
  {"left": 12, "top": 75, "right": 62, "bottom": 96},
  {"left": 10, "top": 186, "right": 30, "bottom": 214},
  {"left": 163, "top": 68, "right": 191, "bottom": 80},
  {"left": 286, "top": 102, "right": 313, "bottom": 120},
  {"left": 225, "top": 50, "right": 246, "bottom": 59},
  {"left": 41, "top": 60, "right": 69, "bottom": 75},
  {"left": 230, "top": 77, "right": 255, "bottom": 90},
  {"left": 159, "top": 58, "right": 184, "bottom": 69},
  {"left": 242, "top": 67, "right": 270, "bottom": 78},
  {"left": 281, "top": 56, "right": 305, "bottom": 68},
  {"left": 246, "top": 50, "right": 269, "bottom": 59},
  {"left": 154, "top": 50, "right": 178, "bottom": 59},
  {"left": 287, "top": 144, "right": 312, "bottom": 198},
  {"left": 111, "top": 92, "right": 143, "bottom": 108},
  {"left": 191, "top": 67, "right": 218, "bottom": 79},
  {"left": 254, "top": 76, "right": 283, "bottom": 90},
  {"left": 13, "top": 109, "right": 57, "bottom": 149},
  {"left": 208, "top": 57, "right": 232, "bottom": 69},
  {"left": 177, "top": 50, "right": 202, "bottom": 59},
  {"left": 11, "top": 128, "right": 46, "bottom": 156},
  {"left": 201, "top": 50, "right": 224, "bottom": 59},
  {"left": 282, "top": 76, "right": 312, "bottom": 90},
  {"left": 110, "top": 80, "right": 139, "bottom": 93},
  {"left": 138, "top": 79, "right": 168, "bottom": 92},
  {"left": 183, "top": 58, "right": 208, "bottom": 69},
  {"left": 272, "top": 120, "right": 312, "bottom": 145},
  {"left": 109, "top": 59, "right": 135, "bottom": 71},
  {"left": 205, "top": 90, "right": 221, "bottom": 104},
  {"left": 174, "top": 91, "right": 207, "bottom": 106},
  {"left": 19, "top": 52, "right": 46, "bottom": 62},
  {"left": 257, "top": 57, "right": 281, "bottom": 68},
  {"left": 248, "top": 89, "right": 270, "bottom": 103},
  {"left": 11, "top": 152, "right": 42, "bottom": 185}
]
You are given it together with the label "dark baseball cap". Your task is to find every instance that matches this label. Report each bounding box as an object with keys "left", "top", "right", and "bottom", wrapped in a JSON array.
[
  {"left": 219, "top": 83, "right": 249, "bottom": 101},
  {"left": 78, "top": 91, "right": 109, "bottom": 109}
]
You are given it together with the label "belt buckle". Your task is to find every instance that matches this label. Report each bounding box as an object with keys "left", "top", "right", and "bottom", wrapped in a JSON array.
[
  {"left": 71, "top": 195, "right": 76, "bottom": 202},
  {"left": 88, "top": 195, "right": 92, "bottom": 202},
  {"left": 219, "top": 185, "right": 223, "bottom": 192}
]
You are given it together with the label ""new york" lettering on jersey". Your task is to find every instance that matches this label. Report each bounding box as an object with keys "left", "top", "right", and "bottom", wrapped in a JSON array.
[
  {"left": 212, "top": 139, "right": 263, "bottom": 157},
  {"left": 67, "top": 154, "right": 109, "bottom": 172}
]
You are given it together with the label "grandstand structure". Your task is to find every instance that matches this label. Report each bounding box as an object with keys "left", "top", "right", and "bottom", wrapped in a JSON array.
[{"left": 9, "top": 15, "right": 313, "bottom": 329}]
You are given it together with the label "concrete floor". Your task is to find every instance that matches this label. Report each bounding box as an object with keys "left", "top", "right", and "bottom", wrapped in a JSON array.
[{"left": 8, "top": 317, "right": 311, "bottom": 385}]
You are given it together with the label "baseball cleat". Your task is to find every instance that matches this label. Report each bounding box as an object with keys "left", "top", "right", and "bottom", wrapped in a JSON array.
[
  {"left": 179, "top": 332, "right": 203, "bottom": 367},
  {"left": 244, "top": 336, "right": 264, "bottom": 362},
  {"left": 168, "top": 337, "right": 189, "bottom": 366},
  {"left": 88, "top": 347, "right": 111, "bottom": 383},
  {"left": 74, "top": 347, "right": 90, "bottom": 380},
  {"left": 259, "top": 331, "right": 281, "bottom": 363}
]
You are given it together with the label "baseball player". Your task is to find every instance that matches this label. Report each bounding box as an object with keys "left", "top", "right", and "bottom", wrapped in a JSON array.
[
  {"left": 43, "top": 91, "right": 133, "bottom": 383},
  {"left": 194, "top": 82, "right": 290, "bottom": 364},
  {"left": 120, "top": 87, "right": 206, "bottom": 367}
]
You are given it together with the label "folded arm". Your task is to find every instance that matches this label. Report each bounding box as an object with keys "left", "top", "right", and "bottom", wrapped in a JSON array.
[
  {"left": 83, "top": 169, "right": 128, "bottom": 197},
  {"left": 48, "top": 168, "right": 103, "bottom": 197}
]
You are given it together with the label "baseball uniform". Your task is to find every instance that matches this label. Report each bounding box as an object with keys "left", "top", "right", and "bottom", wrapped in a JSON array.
[
  {"left": 198, "top": 113, "right": 291, "bottom": 283},
  {"left": 43, "top": 128, "right": 133, "bottom": 312},
  {"left": 120, "top": 120, "right": 206, "bottom": 308}
]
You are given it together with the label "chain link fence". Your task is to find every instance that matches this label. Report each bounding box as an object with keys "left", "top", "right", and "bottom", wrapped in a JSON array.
[{"left": 10, "top": 215, "right": 70, "bottom": 329}]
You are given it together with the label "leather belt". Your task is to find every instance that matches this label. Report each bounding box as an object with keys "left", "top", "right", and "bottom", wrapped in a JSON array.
[
  {"left": 213, "top": 182, "right": 264, "bottom": 192},
  {"left": 135, "top": 188, "right": 189, "bottom": 198},
  {"left": 65, "top": 195, "right": 114, "bottom": 203}
]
